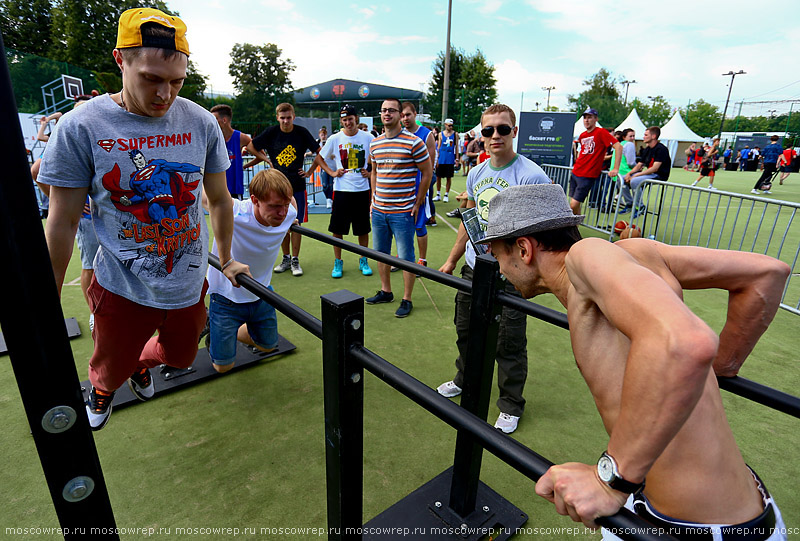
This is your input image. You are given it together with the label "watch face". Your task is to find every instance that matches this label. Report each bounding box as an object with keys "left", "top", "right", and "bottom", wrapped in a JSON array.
[{"left": 598, "top": 456, "right": 614, "bottom": 483}]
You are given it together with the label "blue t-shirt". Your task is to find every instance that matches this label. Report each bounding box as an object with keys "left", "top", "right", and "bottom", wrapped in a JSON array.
[
  {"left": 225, "top": 130, "right": 244, "bottom": 196},
  {"left": 411, "top": 125, "right": 432, "bottom": 189},
  {"left": 762, "top": 142, "right": 783, "bottom": 164},
  {"left": 438, "top": 132, "right": 457, "bottom": 165},
  {"left": 740, "top": 148, "right": 751, "bottom": 160}
]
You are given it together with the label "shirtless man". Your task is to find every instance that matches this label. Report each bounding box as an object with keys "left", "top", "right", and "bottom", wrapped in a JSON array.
[{"left": 481, "top": 183, "right": 789, "bottom": 538}]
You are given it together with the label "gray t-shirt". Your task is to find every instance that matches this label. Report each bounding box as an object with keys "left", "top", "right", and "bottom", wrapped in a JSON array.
[
  {"left": 465, "top": 154, "right": 552, "bottom": 268},
  {"left": 38, "top": 94, "right": 229, "bottom": 309}
]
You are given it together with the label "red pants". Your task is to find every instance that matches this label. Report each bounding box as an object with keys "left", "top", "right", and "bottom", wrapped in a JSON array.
[{"left": 87, "top": 276, "right": 208, "bottom": 394}]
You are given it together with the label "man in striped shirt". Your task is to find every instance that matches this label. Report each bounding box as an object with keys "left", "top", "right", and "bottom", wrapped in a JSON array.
[{"left": 367, "top": 98, "right": 433, "bottom": 318}]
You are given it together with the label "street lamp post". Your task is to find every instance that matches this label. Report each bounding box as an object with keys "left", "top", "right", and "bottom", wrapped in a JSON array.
[
  {"left": 719, "top": 70, "right": 746, "bottom": 140},
  {"left": 620, "top": 79, "right": 637, "bottom": 107},
  {"left": 541, "top": 86, "right": 555, "bottom": 110},
  {"left": 441, "top": 0, "right": 453, "bottom": 127}
]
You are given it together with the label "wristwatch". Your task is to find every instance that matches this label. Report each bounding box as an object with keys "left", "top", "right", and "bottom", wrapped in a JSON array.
[{"left": 597, "top": 451, "right": 645, "bottom": 494}]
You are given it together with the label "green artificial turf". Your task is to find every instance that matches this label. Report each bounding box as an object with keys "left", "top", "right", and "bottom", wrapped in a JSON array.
[{"left": 1, "top": 170, "right": 798, "bottom": 540}]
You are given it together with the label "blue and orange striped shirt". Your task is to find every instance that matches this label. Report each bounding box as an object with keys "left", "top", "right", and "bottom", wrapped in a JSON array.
[{"left": 369, "top": 129, "right": 430, "bottom": 213}]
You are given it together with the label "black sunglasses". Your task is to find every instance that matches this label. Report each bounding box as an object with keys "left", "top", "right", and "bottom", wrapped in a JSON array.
[{"left": 481, "top": 124, "right": 513, "bottom": 137}]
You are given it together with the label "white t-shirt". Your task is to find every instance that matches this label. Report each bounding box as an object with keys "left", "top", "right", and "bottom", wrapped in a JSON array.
[
  {"left": 319, "top": 130, "right": 374, "bottom": 192},
  {"left": 207, "top": 198, "right": 297, "bottom": 303}
]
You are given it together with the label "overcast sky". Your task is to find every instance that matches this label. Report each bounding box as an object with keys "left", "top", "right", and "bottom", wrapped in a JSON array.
[{"left": 170, "top": 0, "right": 800, "bottom": 118}]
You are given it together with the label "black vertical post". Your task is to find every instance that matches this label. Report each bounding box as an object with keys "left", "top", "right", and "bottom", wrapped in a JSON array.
[
  {"left": 321, "top": 290, "right": 365, "bottom": 541},
  {"left": 0, "top": 35, "right": 118, "bottom": 539},
  {"left": 448, "top": 254, "right": 503, "bottom": 516}
]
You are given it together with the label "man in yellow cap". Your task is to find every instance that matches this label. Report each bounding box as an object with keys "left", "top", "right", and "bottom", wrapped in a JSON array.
[{"left": 39, "top": 7, "right": 249, "bottom": 430}]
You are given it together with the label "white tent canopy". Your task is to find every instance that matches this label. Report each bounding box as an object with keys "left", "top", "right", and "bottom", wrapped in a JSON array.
[
  {"left": 659, "top": 111, "right": 705, "bottom": 166},
  {"left": 615, "top": 109, "right": 647, "bottom": 135}
]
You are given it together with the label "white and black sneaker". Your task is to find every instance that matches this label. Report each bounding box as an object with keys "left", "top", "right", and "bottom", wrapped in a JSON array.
[
  {"left": 274, "top": 255, "right": 292, "bottom": 273},
  {"left": 291, "top": 257, "right": 303, "bottom": 276},
  {"left": 86, "top": 387, "right": 115, "bottom": 431},
  {"left": 128, "top": 367, "right": 155, "bottom": 401}
]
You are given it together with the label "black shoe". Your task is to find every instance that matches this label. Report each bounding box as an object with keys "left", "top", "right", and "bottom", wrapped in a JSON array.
[
  {"left": 86, "top": 387, "right": 115, "bottom": 431},
  {"left": 395, "top": 299, "right": 413, "bottom": 318},
  {"left": 366, "top": 290, "right": 394, "bottom": 304},
  {"left": 446, "top": 209, "right": 461, "bottom": 218}
]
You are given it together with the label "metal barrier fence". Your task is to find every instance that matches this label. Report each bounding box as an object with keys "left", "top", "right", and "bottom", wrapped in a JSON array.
[
  {"left": 241, "top": 155, "right": 325, "bottom": 203},
  {"left": 540, "top": 164, "right": 800, "bottom": 316}
]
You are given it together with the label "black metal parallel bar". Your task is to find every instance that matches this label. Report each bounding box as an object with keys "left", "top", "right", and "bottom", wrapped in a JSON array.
[
  {"left": 208, "top": 253, "right": 323, "bottom": 339},
  {"left": 497, "top": 291, "right": 570, "bottom": 330},
  {"left": 349, "top": 345, "right": 675, "bottom": 541},
  {"left": 0, "top": 35, "right": 118, "bottom": 539},
  {"left": 286, "top": 226, "right": 800, "bottom": 420},
  {"left": 718, "top": 375, "right": 800, "bottom": 418},
  {"left": 291, "top": 224, "right": 471, "bottom": 292},
  {"left": 321, "top": 291, "right": 365, "bottom": 541},
  {"left": 449, "top": 255, "right": 503, "bottom": 516}
]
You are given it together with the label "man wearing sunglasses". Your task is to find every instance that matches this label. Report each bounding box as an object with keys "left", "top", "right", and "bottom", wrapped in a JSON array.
[
  {"left": 571, "top": 108, "right": 622, "bottom": 215},
  {"left": 437, "top": 104, "right": 552, "bottom": 434}
]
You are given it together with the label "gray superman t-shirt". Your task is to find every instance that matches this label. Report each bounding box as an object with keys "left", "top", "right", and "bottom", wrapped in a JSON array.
[{"left": 38, "top": 94, "right": 229, "bottom": 309}]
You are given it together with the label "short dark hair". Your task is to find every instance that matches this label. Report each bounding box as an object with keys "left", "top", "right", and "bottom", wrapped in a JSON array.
[
  {"left": 210, "top": 104, "right": 232, "bottom": 119},
  {"left": 646, "top": 126, "right": 661, "bottom": 139},
  {"left": 118, "top": 22, "right": 186, "bottom": 62},
  {"left": 771, "top": 135, "right": 780, "bottom": 142},
  {"left": 402, "top": 101, "right": 416, "bottom": 113},
  {"left": 503, "top": 226, "right": 583, "bottom": 253},
  {"left": 621, "top": 128, "right": 634, "bottom": 139},
  {"left": 383, "top": 98, "right": 402, "bottom": 111}
]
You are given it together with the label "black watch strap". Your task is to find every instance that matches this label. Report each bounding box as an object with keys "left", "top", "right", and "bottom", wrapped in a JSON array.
[{"left": 598, "top": 452, "right": 645, "bottom": 495}]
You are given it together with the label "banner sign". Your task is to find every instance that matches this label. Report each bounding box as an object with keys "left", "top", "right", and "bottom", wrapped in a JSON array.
[{"left": 516, "top": 111, "right": 574, "bottom": 167}]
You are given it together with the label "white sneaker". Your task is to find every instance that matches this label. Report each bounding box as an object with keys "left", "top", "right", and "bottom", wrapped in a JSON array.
[
  {"left": 691, "top": 180, "right": 699, "bottom": 186},
  {"left": 763, "top": 190, "right": 772, "bottom": 194},
  {"left": 274, "top": 254, "right": 292, "bottom": 273},
  {"left": 326, "top": 198, "right": 333, "bottom": 208},
  {"left": 291, "top": 257, "right": 303, "bottom": 276},
  {"left": 443, "top": 193, "right": 449, "bottom": 202},
  {"left": 750, "top": 189, "right": 759, "bottom": 194},
  {"left": 437, "top": 380, "right": 462, "bottom": 397},
  {"left": 494, "top": 412, "right": 520, "bottom": 434},
  {"left": 433, "top": 193, "right": 441, "bottom": 202},
  {"left": 708, "top": 185, "right": 717, "bottom": 190}
]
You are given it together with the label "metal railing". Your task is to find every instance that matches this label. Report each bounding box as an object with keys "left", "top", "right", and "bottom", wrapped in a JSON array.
[
  {"left": 241, "top": 155, "right": 325, "bottom": 202},
  {"left": 540, "top": 164, "right": 800, "bottom": 316}
]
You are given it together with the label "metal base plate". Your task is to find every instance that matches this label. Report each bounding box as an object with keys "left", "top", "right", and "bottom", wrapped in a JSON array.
[
  {"left": 79, "top": 334, "right": 295, "bottom": 409},
  {"left": 363, "top": 467, "right": 528, "bottom": 540},
  {"left": 1, "top": 317, "right": 81, "bottom": 355}
]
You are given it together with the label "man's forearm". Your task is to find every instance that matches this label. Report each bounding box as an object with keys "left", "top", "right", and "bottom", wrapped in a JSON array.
[
  {"left": 44, "top": 214, "right": 80, "bottom": 294},
  {"left": 208, "top": 199, "right": 234, "bottom": 263}
]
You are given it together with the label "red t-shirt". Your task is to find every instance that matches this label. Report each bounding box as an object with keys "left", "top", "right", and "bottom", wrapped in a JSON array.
[
  {"left": 573, "top": 128, "right": 618, "bottom": 178},
  {"left": 783, "top": 148, "right": 796, "bottom": 165}
]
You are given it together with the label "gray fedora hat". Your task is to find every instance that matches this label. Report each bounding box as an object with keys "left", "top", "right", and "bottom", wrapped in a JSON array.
[{"left": 478, "top": 184, "right": 584, "bottom": 244}]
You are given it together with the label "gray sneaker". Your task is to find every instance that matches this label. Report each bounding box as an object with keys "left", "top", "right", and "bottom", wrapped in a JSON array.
[
  {"left": 291, "top": 257, "right": 303, "bottom": 276},
  {"left": 274, "top": 255, "right": 291, "bottom": 273}
]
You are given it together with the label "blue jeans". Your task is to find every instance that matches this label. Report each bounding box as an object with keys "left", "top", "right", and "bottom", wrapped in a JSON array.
[
  {"left": 208, "top": 291, "right": 277, "bottom": 365},
  {"left": 320, "top": 170, "right": 334, "bottom": 200},
  {"left": 372, "top": 209, "right": 416, "bottom": 263}
]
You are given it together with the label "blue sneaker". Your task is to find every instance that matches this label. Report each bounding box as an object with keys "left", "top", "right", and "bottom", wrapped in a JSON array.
[
  {"left": 618, "top": 206, "right": 631, "bottom": 215},
  {"left": 366, "top": 290, "right": 393, "bottom": 304},
  {"left": 633, "top": 205, "right": 647, "bottom": 219},
  {"left": 331, "top": 258, "right": 343, "bottom": 278},
  {"left": 359, "top": 256, "right": 373, "bottom": 276},
  {"left": 395, "top": 299, "right": 413, "bottom": 318}
]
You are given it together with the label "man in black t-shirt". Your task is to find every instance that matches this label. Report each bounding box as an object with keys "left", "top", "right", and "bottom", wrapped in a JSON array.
[
  {"left": 246, "top": 103, "right": 320, "bottom": 276},
  {"left": 621, "top": 126, "right": 671, "bottom": 218}
]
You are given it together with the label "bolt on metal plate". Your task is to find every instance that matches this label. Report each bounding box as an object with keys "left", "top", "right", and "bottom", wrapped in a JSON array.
[
  {"left": 41, "top": 406, "right": 77, "bottom": 434},
  {"left": 62, "top": 476, "right": 95, "bottom": 502}
]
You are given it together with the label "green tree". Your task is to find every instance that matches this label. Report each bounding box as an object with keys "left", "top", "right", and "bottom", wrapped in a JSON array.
[
  {"left": 681, "top": 99, "right": 721, "bottom": 137},
  {"left": 630, "top": 95, "right": 673, "bottom": 128},
  {"left": 567, "top": 68, "right": 626, "bottom": 127},
  {"left": 228, "top": 42, "right": 295, "bottom": 123},
  {"left": 0, "top": 0, "right": 53, "bottom": 56},
  {"left": 422, "top": 47, "right": 497, "bottom": 130}
]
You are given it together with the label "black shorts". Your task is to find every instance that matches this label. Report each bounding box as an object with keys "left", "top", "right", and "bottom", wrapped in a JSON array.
[
  {"left": 568, "top": 173, "right": 596, "bottom": 203},
  {"left": 436, "top": 164, "right": 455, "bottom": 178},
  {"left": 328, "top": 190, "right": 371, "bottom": 236}
]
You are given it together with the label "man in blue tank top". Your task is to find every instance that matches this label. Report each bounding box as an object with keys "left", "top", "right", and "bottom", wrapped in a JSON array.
[
  {"left": 435, "top": 119, "right": 459, "bottom": 202},
  {"left": 211, "top": 104, "right": 254, "bottom": 199}
]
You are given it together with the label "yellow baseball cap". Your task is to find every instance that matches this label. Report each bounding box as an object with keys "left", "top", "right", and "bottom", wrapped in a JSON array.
[{"left": 116, "top": 8, "right": 190, "bottom": 56}]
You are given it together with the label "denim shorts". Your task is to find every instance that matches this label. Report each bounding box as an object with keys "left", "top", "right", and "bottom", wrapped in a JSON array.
[
  {"left": 208, "top": 291, "right": 278, "bottom": 364},
  {"left": 371, "top": 209, "right": 415, "bottom": 263}
]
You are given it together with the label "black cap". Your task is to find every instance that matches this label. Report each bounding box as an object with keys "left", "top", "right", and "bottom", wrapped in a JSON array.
[{"left": 340, "top": 104, "right": 357, "bottom": 118}]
